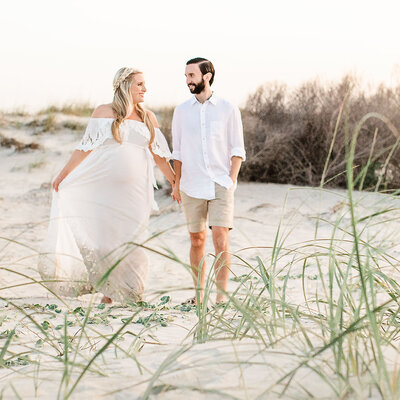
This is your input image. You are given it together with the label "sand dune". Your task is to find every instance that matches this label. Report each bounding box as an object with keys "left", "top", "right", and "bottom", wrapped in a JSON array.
[{"left": 0, "top": 113, "right": 399, "bottom": 399}]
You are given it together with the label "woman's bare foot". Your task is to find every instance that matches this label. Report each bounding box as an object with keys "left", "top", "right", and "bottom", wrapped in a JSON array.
[
  {"left": 215, "top": 294, "right": 226, "bottom": 304},
  {"left": 101, "top": 296, "right": 112, "bottom": 304}
]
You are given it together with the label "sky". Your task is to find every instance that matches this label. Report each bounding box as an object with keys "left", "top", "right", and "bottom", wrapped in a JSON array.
[{"left": 1, "top": 0, "right": 400, "bottom": 111}]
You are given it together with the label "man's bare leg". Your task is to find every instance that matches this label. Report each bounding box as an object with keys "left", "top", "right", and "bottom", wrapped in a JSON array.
[
  {"left": 211, "top": 226, "right": 230, "bottom": 303},
  {"left": 189, "top": 230, "right": 207, "bottom": 304}
]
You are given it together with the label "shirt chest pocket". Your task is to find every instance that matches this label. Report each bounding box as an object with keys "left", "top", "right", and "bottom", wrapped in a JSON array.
[{"left": 210, "top": 121, "right": 224, "bottom": 140}]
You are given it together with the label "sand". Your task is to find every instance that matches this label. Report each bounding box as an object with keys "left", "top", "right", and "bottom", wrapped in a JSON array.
[{"left": 0, "top": 112, "right": 398, "bottom": 399}]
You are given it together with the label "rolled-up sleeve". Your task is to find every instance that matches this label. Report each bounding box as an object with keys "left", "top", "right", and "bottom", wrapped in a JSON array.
[
  {"left": 228, "top": 106, "right": 246, "bottom": 161},
  {"left": 171, "top": 108, "right": 182, "bottom": 161}
]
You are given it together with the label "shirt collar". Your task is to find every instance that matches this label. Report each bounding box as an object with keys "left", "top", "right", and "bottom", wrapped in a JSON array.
[
  {"left": 208, "top": 94, "right": 218, "bottom": 105},
  {"left": 190, "top": 93, "right": 218, "bottom": 106}
]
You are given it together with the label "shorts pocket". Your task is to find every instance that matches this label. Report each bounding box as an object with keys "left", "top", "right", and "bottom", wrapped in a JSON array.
[{"left": 230, "top": 178, "right": 237, "bottom": 191}]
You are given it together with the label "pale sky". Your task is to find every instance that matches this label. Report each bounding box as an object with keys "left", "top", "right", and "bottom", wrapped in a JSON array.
[{"left": 1, "top": 0, "right": 400, "bottom": 111}]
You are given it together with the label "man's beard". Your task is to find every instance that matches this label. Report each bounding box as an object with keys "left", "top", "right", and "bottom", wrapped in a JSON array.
[{"left": 188, "top": 78, "right": 205, "bottom": 94}]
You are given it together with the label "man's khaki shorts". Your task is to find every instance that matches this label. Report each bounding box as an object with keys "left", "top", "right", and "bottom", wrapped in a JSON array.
[{"left": 180, "top": 184, "right": 235, "bottom": 233}]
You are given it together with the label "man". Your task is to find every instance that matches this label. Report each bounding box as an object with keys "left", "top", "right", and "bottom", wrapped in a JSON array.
[{"left": 171, "top": 57, "right": 246, "bottom": 304}]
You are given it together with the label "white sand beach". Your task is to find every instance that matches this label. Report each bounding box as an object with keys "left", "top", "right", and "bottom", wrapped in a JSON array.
[{"left": 1, "top": 112, "right": 400, "bottom": 399}]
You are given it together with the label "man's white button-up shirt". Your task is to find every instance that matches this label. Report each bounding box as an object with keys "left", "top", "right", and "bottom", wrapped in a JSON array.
[{"left": 172, "top": 94, "right": 246, "bottom": 200}]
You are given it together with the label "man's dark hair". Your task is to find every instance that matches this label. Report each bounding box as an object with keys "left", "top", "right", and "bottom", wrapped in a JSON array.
[{"left": 186, "top": 57, "right": 215, "bottom": 86}]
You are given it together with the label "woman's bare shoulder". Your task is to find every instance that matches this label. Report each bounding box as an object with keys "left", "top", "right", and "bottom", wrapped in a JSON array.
[{"left": 91, "top": 104, "right": 114, "bottom": 118}]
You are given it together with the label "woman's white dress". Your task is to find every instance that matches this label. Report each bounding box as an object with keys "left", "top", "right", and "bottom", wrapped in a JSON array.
[{"left": 38, "top": 118, "right": 171, "bottom": 302}]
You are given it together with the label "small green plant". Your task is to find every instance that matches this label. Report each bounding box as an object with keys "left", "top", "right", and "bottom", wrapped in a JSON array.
[{"left": 28, "top": 159, "right": 46, "bottom": 171}]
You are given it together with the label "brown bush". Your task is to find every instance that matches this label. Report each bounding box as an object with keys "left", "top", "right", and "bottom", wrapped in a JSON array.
[
  {"left": 62, "top": 120, "right": 86, "bottom": 131},
  {"left": 154, "top": 106, "right": 174, "bottom": 148},
  {"left": 240, "top": 75, "right": 400, "bottom": 190},
  {"left": 0, "top": 134, "right": 40, "bottom": 152},
  {"left": 26, "top": 114, "right": 58, "bottom": 133},
  {"left": 38, "top": 103, "right": 94, "bottom": 117}
]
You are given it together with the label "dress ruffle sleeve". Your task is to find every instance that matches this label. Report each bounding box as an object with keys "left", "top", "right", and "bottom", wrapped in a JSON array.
[
  {"left": 76, "top": 118, "right": 113, "bottom": 151},
  {"left": 150, "top": 128, "right": 172, "bottom": 159}
]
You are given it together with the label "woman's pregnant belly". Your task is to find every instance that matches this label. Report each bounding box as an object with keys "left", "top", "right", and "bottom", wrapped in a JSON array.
[
  {"left": 58, "top": 142, "right": 151, "bottom": 233},
  {"left": 60, "top": 142, "right": 148, "bottom": 190}
]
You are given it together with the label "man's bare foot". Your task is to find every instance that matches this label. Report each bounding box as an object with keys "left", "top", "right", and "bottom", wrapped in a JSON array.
[
  {"left": 101, "top": 296, "right": 112, "bottom": 304},
  {"left": 216, "top": 295, "right": 226, "bottom": 304}
]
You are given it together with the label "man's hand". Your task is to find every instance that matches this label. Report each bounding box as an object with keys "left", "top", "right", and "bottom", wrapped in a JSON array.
[
  {"left": 229, "top": 156, "right": 242, "bottom": 186},
  {"left": 171, "top": 184, "right": 181, "bottom": 204}
]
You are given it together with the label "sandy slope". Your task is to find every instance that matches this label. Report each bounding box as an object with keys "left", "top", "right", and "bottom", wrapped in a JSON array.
[{"left": 1, "top": 113, "right": 399, "bottom": 399}]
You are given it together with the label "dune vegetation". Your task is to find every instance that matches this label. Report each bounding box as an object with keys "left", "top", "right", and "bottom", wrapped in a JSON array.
[{"left": 1, "top": 76, "right": 400, "bottom": 398}]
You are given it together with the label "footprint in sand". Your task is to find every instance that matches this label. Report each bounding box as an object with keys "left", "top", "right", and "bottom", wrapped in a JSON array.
[{"left": 248, "top": 203, "right": 279, "bottom": 212}]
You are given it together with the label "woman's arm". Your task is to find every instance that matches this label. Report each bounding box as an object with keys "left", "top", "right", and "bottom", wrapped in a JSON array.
[
  {"left": 172, "top": 160, "right": 181, "bottom": 203},
  {"left": 53, "top": 104, "right": 115, "bottom": 191},
  {"left": 152, "top": 153, "right": 176, "bottom": 186},
  {"left": 150, "top": 150, "right": 180, "bottom": 203},
  {"left": 52, "top": 149, "right": 91, "bottom": 191},
  {"left": 171, "top": 108, "right": 182, "bottom": 203},
  {"left": 147, "top": 110, "right": 180, "bottom": 202}
]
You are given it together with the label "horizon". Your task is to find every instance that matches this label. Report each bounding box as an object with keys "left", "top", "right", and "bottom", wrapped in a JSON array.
[{"left": 2, "top": 72, "right": 398, "bottom": 115}]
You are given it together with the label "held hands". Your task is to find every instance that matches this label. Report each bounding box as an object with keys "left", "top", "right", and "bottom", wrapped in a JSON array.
[{"left": 171, "top": 183, "right": 181, "bottom": 204}]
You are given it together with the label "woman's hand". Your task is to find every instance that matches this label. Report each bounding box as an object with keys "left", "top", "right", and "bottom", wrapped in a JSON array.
[
  {"left": 52, "top": 149, "right": 91, "bottom": 192},
  {"left": 171, "top": 184, "right": 181, "bottom": 204},
  {"left": 52, "top": 173, "right": 65, "bottom": 192}
]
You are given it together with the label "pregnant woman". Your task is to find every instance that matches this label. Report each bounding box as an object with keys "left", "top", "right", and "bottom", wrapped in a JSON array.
[{"left": 38, "top": 67, "right": 176, "bottom": 304}]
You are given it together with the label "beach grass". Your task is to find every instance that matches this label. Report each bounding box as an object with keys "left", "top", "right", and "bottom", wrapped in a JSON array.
[
  {"left": 37, "top": 103, "right": 94, "bottom": 117},
  {"left": 1, "top": 105, "right": 400, "bottom": 398}
]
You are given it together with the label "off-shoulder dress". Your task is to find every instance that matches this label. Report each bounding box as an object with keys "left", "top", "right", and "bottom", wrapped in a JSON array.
[{"left": 38, "top": 118, "right": 171, "bottom": 302}]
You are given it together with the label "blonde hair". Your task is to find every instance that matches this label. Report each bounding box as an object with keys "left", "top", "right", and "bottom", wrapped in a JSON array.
[{"left": 111, "top": 67, "right": 155, "bottom": 144}]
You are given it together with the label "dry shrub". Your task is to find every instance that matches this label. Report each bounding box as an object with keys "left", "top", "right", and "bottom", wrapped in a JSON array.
[
  {"left": 0, "top": 134, "right": 40, "bottom": 152},
  {"left": 7, "top": 108, "right": 28, "bottom": 117},
  {"left": 62, "top": 120, "right": 86, "bottom": 131},
  {"left": 26, "top": 114, "right": 58, "bottom": 133},
  {"left": 154, "top": 106, "right": 174, "bottom": 148},
  {"left": 38, "top": 102, "right": 94, "bottom": 117},
  {"left": 241, "top": 75, "right": 400, "bottom": 189}
]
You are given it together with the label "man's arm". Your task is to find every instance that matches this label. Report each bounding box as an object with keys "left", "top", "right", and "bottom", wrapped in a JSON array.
[
  {"left": 228, "top": 106, "right": 246, "bottom": 185},
  {"left": 230, "top": 156, "right": 242, "bottom": 184}
]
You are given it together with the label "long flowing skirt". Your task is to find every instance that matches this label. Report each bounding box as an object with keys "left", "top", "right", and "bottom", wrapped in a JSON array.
[{"left": 39, "top": 141, "right": 153, "bottom": 302}]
